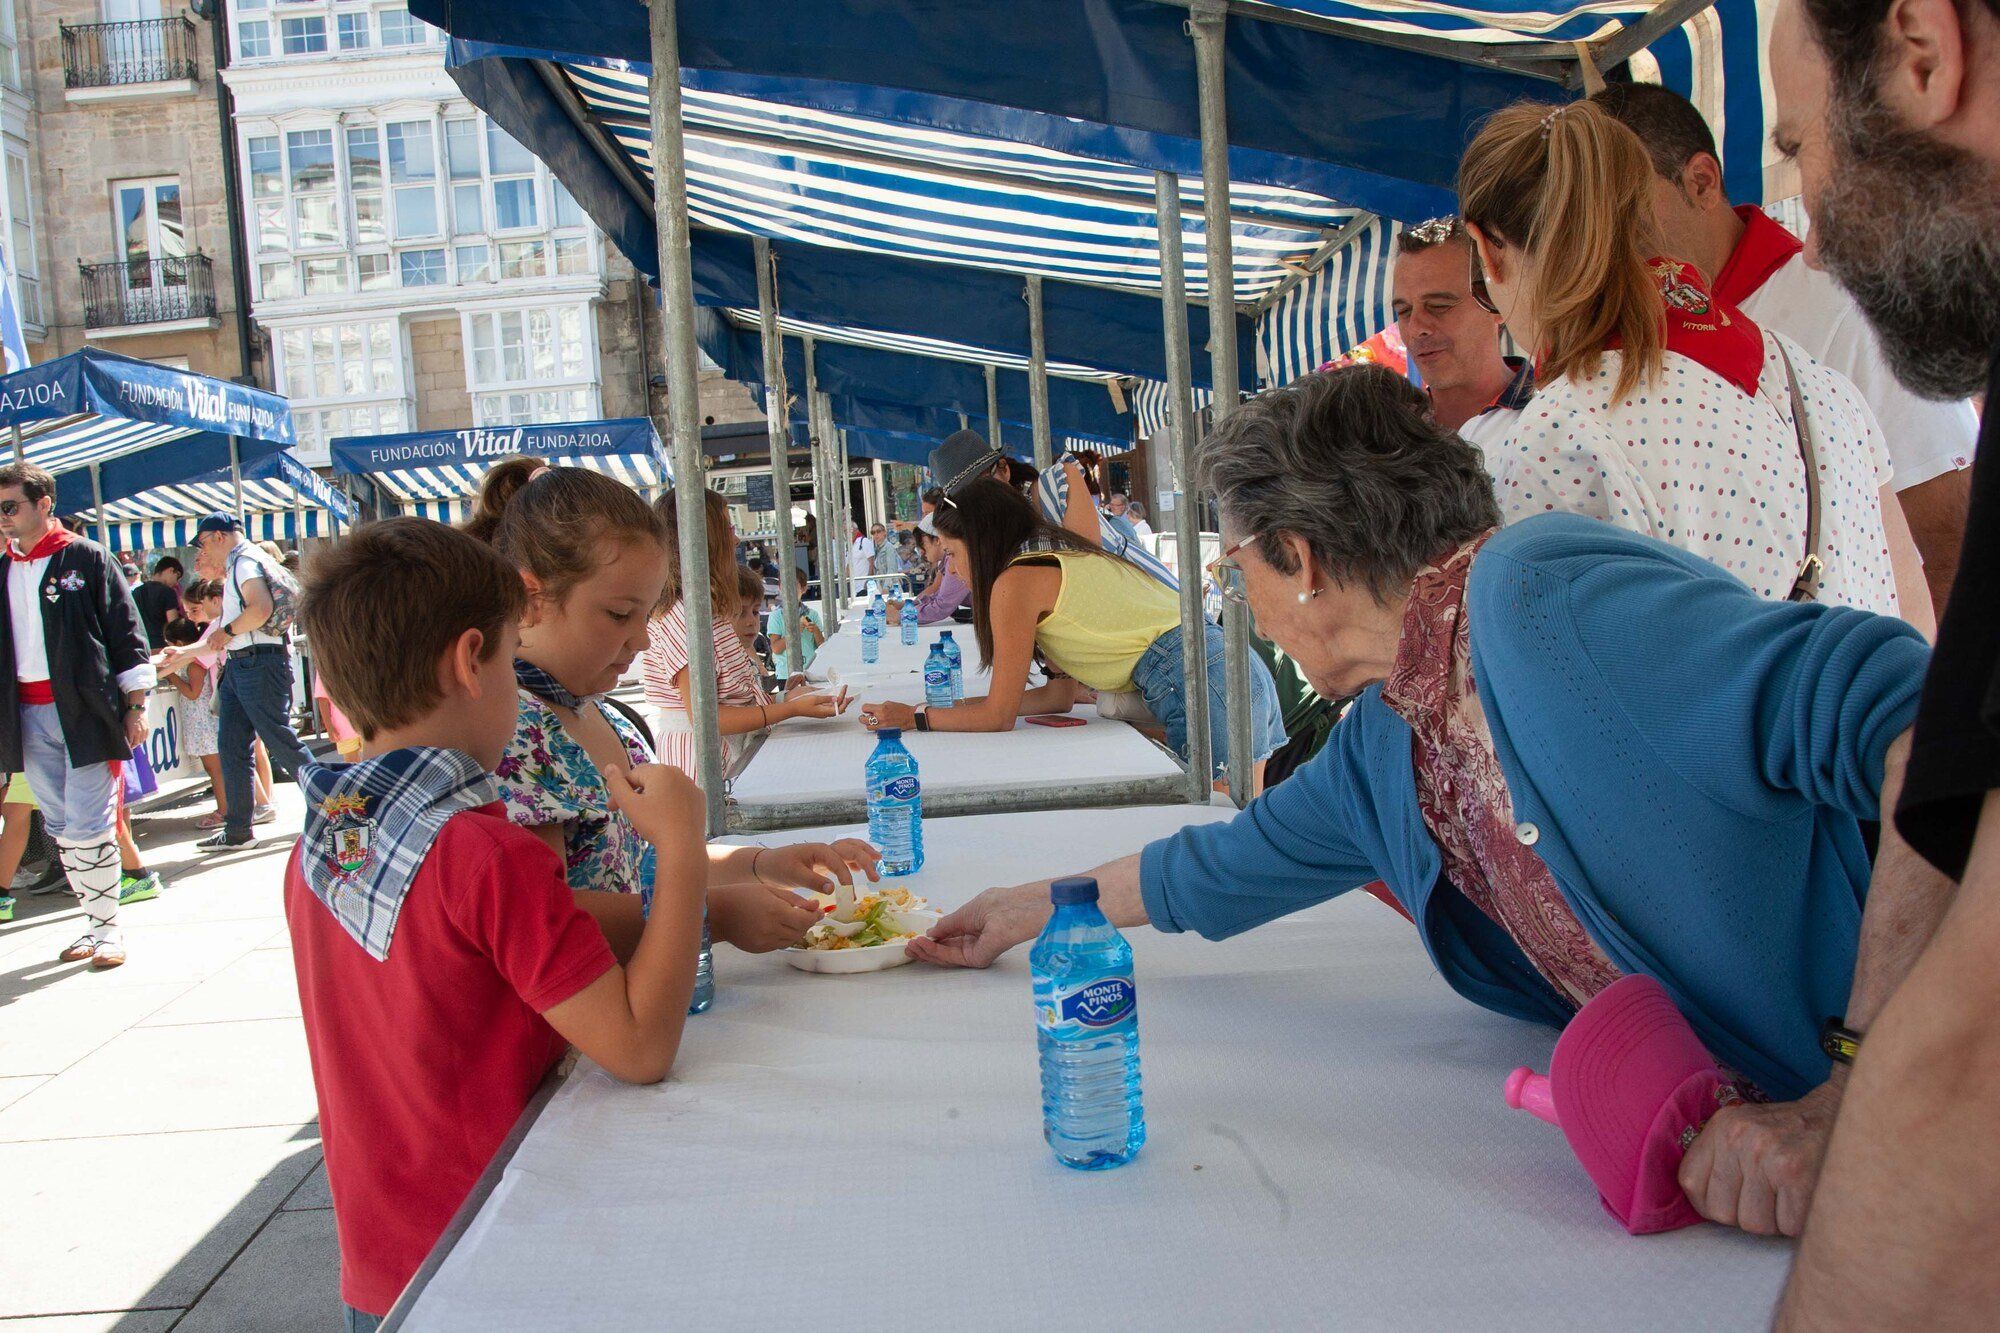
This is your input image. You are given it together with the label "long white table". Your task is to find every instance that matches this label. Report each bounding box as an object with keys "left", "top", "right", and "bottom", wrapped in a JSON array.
[
  {"left": 391, "top": 805, "right": 1791, "bottom": 1331},
  {"left": 729, "top": 608, "right": 1185, "bottom": 830}
]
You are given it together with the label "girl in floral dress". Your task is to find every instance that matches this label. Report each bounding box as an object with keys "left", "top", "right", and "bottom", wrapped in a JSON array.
[{"left": 468, "top": 462, "right": 881, "bottom": 952}]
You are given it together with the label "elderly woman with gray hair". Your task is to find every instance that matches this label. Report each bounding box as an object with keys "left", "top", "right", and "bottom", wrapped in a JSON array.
[{"left": 914, "top": 365, "right": 1957, "bottom": 1240}]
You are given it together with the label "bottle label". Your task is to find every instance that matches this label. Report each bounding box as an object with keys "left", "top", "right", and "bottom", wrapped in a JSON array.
[
  {"left": 1038, "top": 974, "right": 1136, "bottom": 1032},
  {"left": 879, "top": 775, "right": 920, "bottom": 802}
]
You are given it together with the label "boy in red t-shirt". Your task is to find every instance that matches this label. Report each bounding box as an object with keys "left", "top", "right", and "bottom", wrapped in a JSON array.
[{"left": 287, "top": 519, "right": 709, "bottom": 1328}]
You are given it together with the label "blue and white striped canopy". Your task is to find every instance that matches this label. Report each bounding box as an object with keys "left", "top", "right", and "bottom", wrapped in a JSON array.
[
  {"left": 0, "top": 349, "right": 294, "bottom": 516},
  {"left": 1131, "top": 378, "right": 1215, "bottom": 441},
  {"left": 331, "top": 419, "right": 669, "bottom": 520},
  {"left": 1258, "top": 218, "right": 1405, "bottom": 386},
  {"left": 562, "top": 66, "right": 1353, "bottom": 302}
]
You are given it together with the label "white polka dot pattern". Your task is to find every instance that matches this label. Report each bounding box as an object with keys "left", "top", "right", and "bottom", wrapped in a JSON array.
[{"left": 1487, "top": 336, "right": 1899, "bottom": 615}]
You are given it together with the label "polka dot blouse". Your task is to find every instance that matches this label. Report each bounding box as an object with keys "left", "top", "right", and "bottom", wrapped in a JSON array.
[{"left": 1486, "top": 335, "right": 1899, "bottom": 615}]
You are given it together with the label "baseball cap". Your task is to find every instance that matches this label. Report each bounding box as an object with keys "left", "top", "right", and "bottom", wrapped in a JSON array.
[
  {"left": 917, "top": 514, "right": 938, "bottom": 536},
  {"left": 195, "top": 512, "right": 243, "bottom": 536},
  {"left": 926, "top": 429, "right": 1003, "bottom": 496},
  {"left": 1547, "top": 975, "right": 1733, "bottom": 1235}
]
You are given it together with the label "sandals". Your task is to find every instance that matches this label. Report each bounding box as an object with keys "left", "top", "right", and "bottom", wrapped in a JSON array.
[
  {"left": 59, "top": 935, "right": 97, "bottom": 963},
  {"left": 91, "top": 940, "right": 127, "bottom": 970},
  {"left": 196, "top": 810, "right": 226, "bottom": 830}
]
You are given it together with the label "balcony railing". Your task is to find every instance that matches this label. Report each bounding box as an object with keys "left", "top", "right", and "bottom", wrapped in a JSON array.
[
  {"left": 80, "top": 255, "right": 216, "bottom": 330},
  {"left": 61, "top": 17, "right": 198, "bottom": 90}
]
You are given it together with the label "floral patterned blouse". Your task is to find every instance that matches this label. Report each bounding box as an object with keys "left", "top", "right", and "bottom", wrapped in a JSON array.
[
  {"left": 1380, "top": 530, "right": 1624, "bottom": 1010},
  {"left": 493, "top": 690, "right": 655, "bottom": 895}
]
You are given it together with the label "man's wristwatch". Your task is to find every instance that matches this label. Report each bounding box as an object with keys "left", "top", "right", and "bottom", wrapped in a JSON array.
[
  {"left": 1820, "top": 1017, "right": 1864, "bottom": 1066},
  {"left": 914, "top": 705, "right": 931, "bottom": 733}
]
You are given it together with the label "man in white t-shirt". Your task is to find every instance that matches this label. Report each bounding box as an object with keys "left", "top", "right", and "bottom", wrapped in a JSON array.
[
  {"left": 846, "top": 524, "right": 874, "bottom": 586},
  {"left": 1595, "top": 82, "right": 1976, "bottom": 609}
]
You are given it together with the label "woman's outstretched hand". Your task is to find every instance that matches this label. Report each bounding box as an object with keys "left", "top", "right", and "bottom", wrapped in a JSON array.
[{"left": 905, "top": 884, "right": 1051, "bottom": 969}]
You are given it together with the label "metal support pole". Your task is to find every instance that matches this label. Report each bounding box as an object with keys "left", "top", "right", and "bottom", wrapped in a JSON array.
[
  {"left": 1026, "top": 276, "right": 1053, "bottom": 470},
  {"left": 89, "top": 462, "right": 105, "bottom": 551},
  {"left": 228, "top": 437, "right": 246, "bottom": 521},
  {"left": 1155, "top": 170, "right": 1213, "bottom": 805},
  {"left": 802, "top": 336, "right": 838, "bottom": 618},
  {"left": 1192, "top": 0, "right": 1254, "bottom": 809},
  {"left": 754, "top": 237, "right": 804, "bottom": 678},
  {"left": 984, "top": 363, "right": 1000, "bottom": 448},
  {"left": 10, "top": 424, "right": 21, "bottom": 463},
  {"left": 648, "top": 0, "right": 725, "bottom": 832}
]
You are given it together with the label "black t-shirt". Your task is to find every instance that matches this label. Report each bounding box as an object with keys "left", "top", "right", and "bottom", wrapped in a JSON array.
[
  {"left": 1895, "top": 353, "right": 2000, "bottom": 879},
  {"left": 131, "top": 580, "right": 181, "bottom": 651}
]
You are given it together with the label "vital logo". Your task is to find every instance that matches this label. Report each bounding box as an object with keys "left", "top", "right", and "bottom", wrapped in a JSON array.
[
  {"left": 457, "top": 427, "right": 527, "bottom": 458},
  {"left": 882, "top": 776, "right": 919, "bottom": 802},
  {"left": 1058, "top": 976, "right": 1136, "bottom": 1029}
]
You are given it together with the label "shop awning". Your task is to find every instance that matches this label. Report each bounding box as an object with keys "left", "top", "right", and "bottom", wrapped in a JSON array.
[
  {"left": 85, "top": 451, "right": 356, "bottom": 554},
  {"left": 330, "top": 418, "right": 667, "bottom": 522}
]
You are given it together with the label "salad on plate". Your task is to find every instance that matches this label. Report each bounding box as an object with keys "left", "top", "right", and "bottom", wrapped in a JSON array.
[{"left": 794, "top": 882, "right": 937, "bottom": 951}]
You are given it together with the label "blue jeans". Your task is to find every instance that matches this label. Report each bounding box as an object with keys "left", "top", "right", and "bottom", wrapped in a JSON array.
[
  {"left": 16, "top": 703, "right": 120, "bottom": 840},
  {"left": 343, "top": 1305, "right": 383, "bottom": 1333},
  {"left": 217, "top": 646, "right": 314, "bottom": 838},
  {"left": 1130, "top": 622, "right": 1287, "bottom": 782}
]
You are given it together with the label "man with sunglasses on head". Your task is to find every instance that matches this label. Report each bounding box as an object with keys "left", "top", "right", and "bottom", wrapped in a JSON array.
[
  {"left": 0, "top": 463, "right": 155, "bottom": 969},
  {"left": 1391, "top": 217, "right": 1535, "bottom": 446}
]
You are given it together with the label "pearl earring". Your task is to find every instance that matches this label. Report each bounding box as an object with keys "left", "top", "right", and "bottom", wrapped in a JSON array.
[{"left": 1296, "top": 588, "right": 1320, "bottom": 604}]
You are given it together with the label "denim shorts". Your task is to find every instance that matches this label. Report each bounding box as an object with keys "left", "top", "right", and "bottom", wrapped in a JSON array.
[{"left": 1130, "top": 621, "right": 1287, "bottom": 782}]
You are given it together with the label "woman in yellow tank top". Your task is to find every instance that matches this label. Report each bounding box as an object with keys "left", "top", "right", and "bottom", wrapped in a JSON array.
[{"left": 859, "top": 480, "right": 1285, "bottom": 783}]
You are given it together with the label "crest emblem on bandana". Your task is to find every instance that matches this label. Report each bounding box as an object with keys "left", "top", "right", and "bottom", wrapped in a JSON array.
[{"left": 319, "top": 792, "right": 375, "bottom": 885}]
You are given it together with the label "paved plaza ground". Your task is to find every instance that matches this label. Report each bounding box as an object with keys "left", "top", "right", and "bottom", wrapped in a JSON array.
[{"left": 0, "top": 780, "right": 337, "bottom": 1332}]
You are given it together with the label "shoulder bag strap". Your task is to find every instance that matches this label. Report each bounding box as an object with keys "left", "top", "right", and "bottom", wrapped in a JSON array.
[{"left": 1773, "top": 339, "right": 1824, "bottom": 603}]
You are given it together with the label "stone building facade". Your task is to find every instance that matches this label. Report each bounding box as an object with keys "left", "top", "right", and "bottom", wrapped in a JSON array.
[{"left": 14, "top": 0, "right": 250, "bottom": 379}]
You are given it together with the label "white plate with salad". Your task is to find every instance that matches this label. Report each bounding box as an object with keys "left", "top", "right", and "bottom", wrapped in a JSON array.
[{"left": 784, "top": 882, "right": 940, "bottom": 974}]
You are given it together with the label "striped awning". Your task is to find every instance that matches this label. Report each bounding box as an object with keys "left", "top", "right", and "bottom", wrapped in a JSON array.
[
  {"left": 721, "top": 311, "right": 1120, "bottom": 386},
  {"left": 1257, "top": 218, "right": 1405, "bottom": 387},
  {"left": 562, "top": 67, "right": 1353, "bottom": 303},
  {"left": 89, "top": 509, "right": 343, "bottom": 555},
  {"left": 1131, "top": 379, "right": 1216, "bottom": 441},
  {"left": 366, "top": 452, "right": 666, "bottom": 516}
]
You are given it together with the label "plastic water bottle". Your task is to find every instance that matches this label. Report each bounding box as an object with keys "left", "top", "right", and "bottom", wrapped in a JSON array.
[
  {"left": 900, "top": 596, "right": 919, "bottom": 646},
  {"left": 860, "top": 608, "right": 881, "bottom": 664},
  {"left": 923, "top": 644, "right": 954, "bottom": 709},
  {"left": 1032, "top": 877, "right": 1144, "bottom": 1170},
  {"left": 640, "top": 845, "right": 714, "bottom": 1014},
  {"left": 864, "top": 728, "right": 923, "bottom": 875},
  {"left": 939, "top": 630, "right": 963, "bottom": 701}
]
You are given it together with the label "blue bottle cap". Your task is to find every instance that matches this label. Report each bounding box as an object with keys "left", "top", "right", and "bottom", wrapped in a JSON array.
[
  {"left": 941, "top": 629, "right": 955, "bottom": 640},
  {"left": 1050, "top": 876, "right": 1099, "bottom": 905},
  {"left": 875, "top": 727, "right": 902, "bottom": 740}
]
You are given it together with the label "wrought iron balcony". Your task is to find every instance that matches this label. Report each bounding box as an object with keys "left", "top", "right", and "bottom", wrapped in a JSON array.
[
  {"left": 61, "top": 17, "right": 199, "bottom": 91},
  {"left": 80, "top": 255, "right": 216, "bottom": 331}
]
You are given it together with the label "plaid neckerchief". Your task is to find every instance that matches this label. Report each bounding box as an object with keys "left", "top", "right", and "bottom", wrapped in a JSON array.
[
  {"left": 299, "top": 747, "right": 500, "bottom": 961},
  {"left": 514, "top": 657, "right": 590, "bottom": 709}
]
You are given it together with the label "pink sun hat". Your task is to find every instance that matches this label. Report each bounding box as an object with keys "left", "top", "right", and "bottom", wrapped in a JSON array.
[{"left": 1506, "top": 974, "right": 1739, "bottom": 1234}]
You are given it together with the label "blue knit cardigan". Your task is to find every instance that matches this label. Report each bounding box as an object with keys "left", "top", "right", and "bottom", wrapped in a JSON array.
[{"left": 1140, "top": 514, "right": 1929, "bottom": 1099}]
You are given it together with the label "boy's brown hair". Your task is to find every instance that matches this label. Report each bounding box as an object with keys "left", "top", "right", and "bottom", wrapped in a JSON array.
[
  {"left": 734, "top": 563, "right": 764, "bottom": 605},
  {"left": 300, "top": 518, "right": 525, "bottom": 739}
]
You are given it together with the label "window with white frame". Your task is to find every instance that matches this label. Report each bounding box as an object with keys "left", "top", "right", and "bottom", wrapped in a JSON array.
[
  {"left": 0, "top": 1, "right": 21, "bottom": 90},
  {"left": 233, "top": 1, "right": 441, "bottom": 63},
  {"left": 276, "top": 318, "right": 408, "bottom": 453},
  {"left": 464, "top": 305, "right": 598, "bottom": 426},
  {"left": 6, "top": 150, "right": 39, "bottom": 329},
  {"left": 243, "top": 110, "right": 598, "bottom": 303}
]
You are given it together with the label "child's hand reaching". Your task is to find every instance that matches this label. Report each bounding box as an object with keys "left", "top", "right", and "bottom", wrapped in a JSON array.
[
  {"left": 604, "top": 763, "right": 705, "bottom": 852},
  {"left": 753, "top": 839, "right": 883, "bottom": 893},
  {"left": 709, "top": 883, "right": 825, "bottom": 952}
]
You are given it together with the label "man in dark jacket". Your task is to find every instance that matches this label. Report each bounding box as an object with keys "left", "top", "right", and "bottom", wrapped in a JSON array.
[{"left": 0, "top": 463, "right": 154, "bottom": 969}]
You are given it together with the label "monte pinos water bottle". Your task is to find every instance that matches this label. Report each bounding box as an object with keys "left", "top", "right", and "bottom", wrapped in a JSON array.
[
  {"left": 900, "top": 595, "right": 919, "bottom": 646},
  {"left": 860, "top": 607, "right": 882, "bottom": 664},
  {"left": 1032, "top": 876, "right": 1144, "bottom": 1170},
  {"left": 923, "top": 644, "right": 954, "bottom": 710},
  {"left": 864, "top": 728, "right": 924, "bottom": 875},
  {"left": 939, "top": 630, "right": 964, "bottom": 701},
  {"left": 641, "top": 843, "right": 713, "bottom": 1014}
]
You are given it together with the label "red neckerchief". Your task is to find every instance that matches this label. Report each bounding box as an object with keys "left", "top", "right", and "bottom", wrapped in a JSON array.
[
  {"left": 1642, "top": 257, "right": 1765, "bottom": 397},
  {"left": 1710, "top": 205, "right": 1804, "bottom": 309},
  {"left": 7, "top": 527, "right": 74, "bottom": 563}
]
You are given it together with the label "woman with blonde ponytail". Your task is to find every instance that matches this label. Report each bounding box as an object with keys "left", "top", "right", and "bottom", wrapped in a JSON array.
[{"left": 1457, "top": 99, "right": 1931, "bottom": 626}]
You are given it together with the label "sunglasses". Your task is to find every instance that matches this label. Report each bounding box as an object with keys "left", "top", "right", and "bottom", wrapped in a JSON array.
[
  {"left": 1205, "top": 533, "right": 1256, "bottom": 604},
  {"left": 0, "top": 499, "right": 27, "bottom": 516},
  {"left": 1468, "top": 246, "right": 1499, "bottom": 316}
]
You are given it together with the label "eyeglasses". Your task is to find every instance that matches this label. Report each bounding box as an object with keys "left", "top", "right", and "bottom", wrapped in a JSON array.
[
  {"left": 1205, "top": 533, "right": 1257, "bottom": 604},
  {"left": 0, "top": 500, "right": 24, "bottom": 516},
  {"left": 1468, "top": 246, "right": 1499, "bottom": 316}
]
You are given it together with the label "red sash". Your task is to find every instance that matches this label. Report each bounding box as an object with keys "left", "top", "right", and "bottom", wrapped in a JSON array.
[{"left": 1710, "top": 205, "right": 1804, "bottom": 309}]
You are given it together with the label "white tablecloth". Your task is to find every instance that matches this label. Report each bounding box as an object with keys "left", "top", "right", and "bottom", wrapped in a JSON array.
[
  {"left": 732, "top": 612, "right": 1181, "bottom": 809},
  {"left": 399, "top": 806, "right": 1791, "bottom": 1331}
]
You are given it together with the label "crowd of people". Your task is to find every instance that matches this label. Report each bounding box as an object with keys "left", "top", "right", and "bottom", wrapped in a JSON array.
[{"left": 7, "top": 0, "right": 1998, "bottom": 1322}]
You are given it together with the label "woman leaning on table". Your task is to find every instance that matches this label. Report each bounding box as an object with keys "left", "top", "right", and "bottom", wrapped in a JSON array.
[
  {"left": 912, "top": 365, "right": 1956, "bottom": 1242},
  {"left": 859, "top": 480, "right": 1286, "bottom": 788}
]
